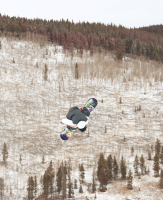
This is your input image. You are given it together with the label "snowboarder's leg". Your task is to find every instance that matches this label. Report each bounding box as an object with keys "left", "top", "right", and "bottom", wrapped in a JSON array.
[{"left": 60, "top": 127, "right": 74, "bottom": 140}]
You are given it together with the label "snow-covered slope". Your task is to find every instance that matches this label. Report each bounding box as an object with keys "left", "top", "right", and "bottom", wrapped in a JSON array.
[{"left": 0, "top": 37, "right": 163, "bottom": 200}]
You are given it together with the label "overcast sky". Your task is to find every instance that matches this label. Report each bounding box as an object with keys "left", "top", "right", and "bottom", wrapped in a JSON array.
[{"left": 0, "top": 0, "right": 163, "bottom": 28}]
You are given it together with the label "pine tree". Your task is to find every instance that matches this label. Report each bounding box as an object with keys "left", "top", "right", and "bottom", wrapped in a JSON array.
[
  {"left": 79, "top": 184, "right": 83, "bottom": 193},
  {"left": 116, "top": 49, "right": 122, "bottom": 60},
  {"left": 44, "top": 64, "right": 48, "bottom": 81},
  {"left": 90, "top": 42, "right": 93, "bottom": 56},
  {"left": 43, "top": 160, "right": 55, "bottom": 198},
  {"left": 148, "top": 149, "right": 152, "bottom": 160},
  {"left": 127, "top": 169, "right": 133, "bottom": 190},
  {"left": 113, "top": 156, "right": 119, "bottom": 180},
  {"left": 56, "top": 165, "right": 62, "bottom": 194},
  {"left": 160, "top": 146, "right": 163, "bottom": 163},
  {"left": 79, "top": 163, "right": 85, "bottom": 183},
  {"left": 140, "top": 155, "right": 145, "bottom": 175},
  {"left": 34, "top": 176, "right": 37, "bottom": 198},
  {"left": 107, "top": 154, "right": 113, "bottom": 182},
  {"left": 39, "top": 175, "right": 43, "bottom": 194},
  {"left": 136, "top": 41, "right": 140, "bottom": 56},
  {"left": 67, "top": 158, "right": 73, "bottom": 198},
  {"left": 75, "top": 63, "right": 78, "bottom": 79},
  {"left": 120, "top": 156, "right": 127, "bottom": 180},
  {"left": 153, "top": 153, "right": 160, "bottom": 177},
  {"left": 155, "top": 138, "right": 161, "bottom": 157},
  {"left": 68, "top": 181, "right": 73, "bottom": 198},
  {"left": 160, "top": 169, "right": 163, "bottom": 188},
  {"left": 19, "top": 155, "right": 22, "bottom": 164},
  {"left": 151, "top": 144, "right": 154, "bottom": 154},
  {"left": 131, "top": 146, "right": 134, "bottom": 156},
  {"left": 27, "top": 176, "right": 34, "bottom": 200},
  {"left": 74, "top": 179, "right": 78, "bottom": 189},
  {"left": 2, "top": 142, "right": 8, "bottom": 163},
  {"left": 62, "top": 161, "right": 67, "bottom": 199},
  {"left": 97, "top": 153, "right": 108, "bottom": 190},
  {"left": 146, "top": 43, "right": 150, "bottom": 57},
  {"left": 42, "top": 155, "right": 45, "bottom": 164},
  {"left": 152, "top": 45, "right": 159, "bottom": 61},
  {"left": 92, "top": 170, "right": 96, "bottom": 193}
]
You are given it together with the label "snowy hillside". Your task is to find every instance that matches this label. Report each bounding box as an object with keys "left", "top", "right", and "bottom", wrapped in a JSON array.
[{"left": 0, "top": 37, "right": 163, "bottom": 200}]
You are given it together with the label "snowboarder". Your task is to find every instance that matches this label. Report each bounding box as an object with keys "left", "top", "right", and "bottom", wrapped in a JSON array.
[
  {"left": 60, "top": 98, "right": 98, "bottom": 141},
  {"left": 60, "top": 106, "right": 90, "bottom": 140}
]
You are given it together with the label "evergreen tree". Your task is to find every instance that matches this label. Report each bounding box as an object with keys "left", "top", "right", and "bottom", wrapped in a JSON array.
[
  {"left": 75, "top": 63, "right": 79, "bottom": 79},
  {"left": 39, "top": 175, "right": 43, "bottom": 194},
  {"left": 146, "top": 43, "right": 150, "bottom": 57},
  {"left": 125, "top": 39, "right": 133, "bottom": 54},
  {"left": 152, "top": 45, "right": 159, "bottom": 61},
  {"left": 136, "top": 41, "right": 141, "bottom": 56},
  {"left": 34, "top": 176, "right": 37, "bottom": 199},
  {"left": 79, "top": 184, "right": 83, "bottom": 193},
  {"left": 67, "top": 158, "right": 73, "bottom": 198},
  {"left": 155, "top": 138, "right": 161, "bottom": 156},
  {"left": 160, "top": 169, "right": 163, "bottom": 188},
  {"left": 43, "top": 160, "right": 55, "bottom": 198},
  {"left": 62, "top": 161, "right": 67, "bottom": 199},
  {"left": 56, "top": 165, "right": 62, "bottom": 194},
  {"left": 149, "top": 43, "right": 153, "bottom": 60},
  {"left": 97, "top": 153, "right": 108, "bottom": 190},
  {"left": 68, "top": 181, "right": 73, "bottom": 198},
  {"left": 44, "top": 64, "right": 48, "bottom": 81},
  {"left": 127, "top": 169, "right": 133, "bottom": 190},
  {"left": 27, "top": 176, "right": 34, "bottom": 200},
  {"left": 42, "top": 155, "right": 45, "bottom": 164},
  {"left": 160, "top": 146, "right": 163, "bottom": 163},
  {"left": 107, "top": 154, "right": 113, "bottom": 182},
  {"left": 153, "top": 153, "right": 160, "bottom": 177},
  {"left": 92, "top": 170, "right": 96, "bottom": 193},
  {"left": 19, "top": 155, "right": 22, "bottom": 164},
  {"left": 2, "top": 143, "right": 8, "bottom": 163},
  {"left": 148, "top": 149, "right": 152, "bottom": 160},
  {"left": 131, "top": 146, "right": 134, "bottom": 156},
  {"left": 120, "top": 156, "right": 127, "bottom": 180},
  {"left": 140, "top": 155, "right": 145, "bottom": 175},
  {"left": 151, "top": 144, "right": 154, "bottom": 154},
  {"left": 79, "top": 163, "right": 85, "bottom": 183},
  {"left": 113, "top": 156, "right": 119, "bottom": 180},
  {"left": 116, "top": 48, "right": 122, "bottom": 60}
]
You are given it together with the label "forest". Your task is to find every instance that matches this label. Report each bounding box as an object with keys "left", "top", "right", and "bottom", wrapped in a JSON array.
[{"left": 0, "top": 13, "right": 163, "bottom": 62}]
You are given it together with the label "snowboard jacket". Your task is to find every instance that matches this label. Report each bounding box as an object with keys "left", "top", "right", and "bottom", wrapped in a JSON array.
[{"left": 66, "top": 106, "right": 88, "bottom": 125}]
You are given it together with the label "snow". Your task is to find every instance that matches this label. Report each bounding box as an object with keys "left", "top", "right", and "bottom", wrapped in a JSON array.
[{"left": 0, "top": 36, "right": 163, "bottom": 199}]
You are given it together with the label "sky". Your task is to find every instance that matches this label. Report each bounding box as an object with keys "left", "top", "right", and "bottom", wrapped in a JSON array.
[{"left": 0, "top": 0, "right": 163, "bottom": 29}]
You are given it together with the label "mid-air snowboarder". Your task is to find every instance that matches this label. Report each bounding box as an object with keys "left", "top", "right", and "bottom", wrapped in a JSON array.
[{"left": 60, "top": 98, "right": 98, "bottom": 140}]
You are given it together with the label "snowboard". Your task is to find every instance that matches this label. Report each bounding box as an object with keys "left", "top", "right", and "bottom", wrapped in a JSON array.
[{"left": 60, "top": 98, "right": 98, "bottom": 140}]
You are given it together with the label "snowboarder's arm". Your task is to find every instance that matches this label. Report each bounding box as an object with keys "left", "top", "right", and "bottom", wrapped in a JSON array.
[{"left": 61, "top": 119, "right": 78, "bottom": 128}]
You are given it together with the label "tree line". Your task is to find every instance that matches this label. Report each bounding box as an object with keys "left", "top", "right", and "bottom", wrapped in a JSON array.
[
  {"left": 1, "top": 139, "right": 163, "bottom": 199},
  {"left": 0, "top": 14, "right": 163, "bottom": 62}
]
